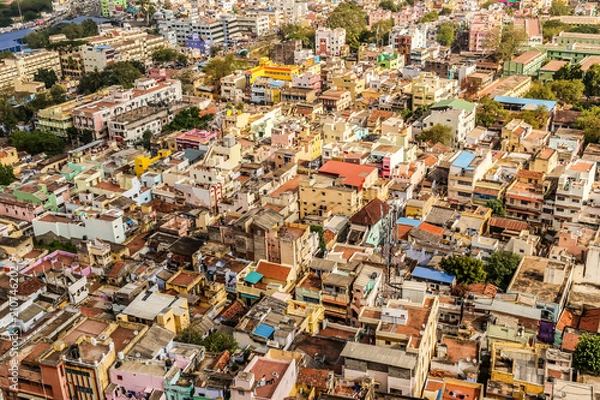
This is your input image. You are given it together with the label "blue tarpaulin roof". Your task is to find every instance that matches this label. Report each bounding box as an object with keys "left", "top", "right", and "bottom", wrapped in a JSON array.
[
  {"left": 411, "top": 267, "right": 455, "bottom": 284},
  {"left": 493, "top": 96, "right": 557, "bottom": 111},
  {"left": 396, "top": 217, "right": 422, "bottom": 227},
  {"left": 244, "top": 271, "right": 264, "bottom": 284},
  {"left": 253, "top": 324, "right": 275, "bottom": 339},
  {"left": 452, "top": 151, "right": 477, "bottom": 170}
]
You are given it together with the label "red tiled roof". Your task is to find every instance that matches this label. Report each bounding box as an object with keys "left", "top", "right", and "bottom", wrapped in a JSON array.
[
  {"left": 318, "top": 161, "right": 377, "bottom": 190},
  {"left": 419, "top": 222, "right": 445, "bottom": 236},
  {"left": 489, "top": 217, "right": 528, "bottom": 231},
  {"left": 19, "top": 277, "right": 46, "bottom": 296},
  {"left": 349, "top": 198, "right": 391, "bottom": 226},
  {"left": 557, "top": 309, "right": 580, "bottom": 332},
  {"left": 256, "top": 261, "right": 292, "bottom": 282},
  {"left": 466, "top": 283, "right": 498, "bottom": 298},
  {"left": 579, "top": 308, "right": 600, "bottom": 333},
  {"left": 561, "top": 331, "right": 581, "bottom": 352}
]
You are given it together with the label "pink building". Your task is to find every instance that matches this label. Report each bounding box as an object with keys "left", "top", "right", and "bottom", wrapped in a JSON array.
[
  {"left": 0, "top": 196, "right": 45, "bottom": 222},
  {"left": 292, "top": 71, "right": 322, "bottom": 92},
  {"left": 72, "top": 78, "right": 182, "bottom": 140},
  {"left": 21, "top": 250, "right": 91, "bottom": 276},
  {"left": 368, "top": 10, "right": 392, "bottom": 28},
  {"left": 174, "top": 129, "right": 218, "bottom": 150},
  {"left": 468, "top": 12, "right": 504, "bottom": 53}
]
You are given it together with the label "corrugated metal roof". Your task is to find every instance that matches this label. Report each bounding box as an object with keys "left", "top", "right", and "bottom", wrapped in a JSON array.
[
  {"left": 253, "top": 323, "right": 275, "bottom": 339},
  {"left": 411, "top": 267, "right": 455, "bottom": 285},
  {"left": 244, "top": 271, "right": 264, "bottom": 284},
  {"left": 452, "top": 151, "right": 477, "bottom": 169},
  {"left": 341, "top": 342, "right": 417, "bottom": 369}
]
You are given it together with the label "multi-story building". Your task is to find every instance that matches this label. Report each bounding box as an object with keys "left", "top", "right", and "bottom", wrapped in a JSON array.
[
  {"left": 332, "top": 71, "right": 366, "bottom": 101},
  {"left": 33, "top": 207, "right": 127, "bottom": 243},
  {"left": 236, "top": 15, "right": 270, "bottom": 37},
  {"left": 72, "top": 78, "right": 182, "bottom": 140},
  {"left": 315, "top": 27, "right": 347, "bottom": 57},
  {"left": 447, "top": 150, "right": 494, "bottom": 204},
  {"left": 554, "top": 159, "right": 597, "bottom": 226},
  {"left": 157, "top": 14, "right": 241, "bottom": 47},
  {"left": 407, "top": 72, "right": 459, "bottom": 110},
  {"left": 503, "top": 50, "right": 547, "bottom": 77},
  {"left": 117, "top": 290, "right": 190, "bottom": 333},
  {"left": 107, "top": 106, "right": 171, "bottom": 142},
  {"left": 418, "top": 99, "right": 476, "bottom": 148},
  {"left": 505, "top": 169, "right": 546, "bottom": 224},
  {"left": 81, "top": 45, "right": 119, "bottom": 73},
  {"left": 319, "top": 89, "right": 352, "bottom": 112},
  {"left": 100, "top": 0, "right": 126, "bottom": 17},
  {"left": 0, "top": 49, "right": 61, "bottom": 91},
  {"left": 389, "top": 24, "right": 428, "bottom": 63}
]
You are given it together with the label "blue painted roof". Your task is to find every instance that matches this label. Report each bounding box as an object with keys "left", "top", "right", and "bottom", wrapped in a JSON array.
[
  {"left": 493, "top": 96, "right": 557, "bottom": 111},
  {"left": 253, "top": 323, "right": 275, "bottom": 339},
  {"left": 55, "top": 16, "right": 110, "bottom": 25},
  {"left": 0, "top": 28, "right": 34, "bottom": 53},
  {"left": 244, "top": 271, "right": 263, "bottom": 284},
  {"left": 452, "top": 151, "right": 476, "bottom": 169},
  {"left": 269, "top": 80, "right": 285, "bottom": 88},
  {"left": 396, "top": 217, "right": 422, "bottom": 227},
  {"left": 411, "top": 267, "right": 455, "bottom": 284}
]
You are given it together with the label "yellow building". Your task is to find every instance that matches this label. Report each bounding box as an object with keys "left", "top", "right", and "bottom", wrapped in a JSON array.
[
  {"left": 405, "top": 192, "right": 435, "bottom": 219},
  {"left": 533, "top": 148, "right": 559, "bottom": 174},
  {"left": 117, "top": 291, "right": 190, "bottom": 334},
  {"left": 38, "top": 94, "right": 103, "bottom": 138},
  {"left": 502, "top": 119, "right": 532, "bottom": 152},
  {"left": 299, "top": 175, "right": 362, "bottom": 219},
  {"left": 488, "top": 342, "right": 548, "bottom": 399},
  {"left": 287, "top": 299, "right": 325, "bottom": 336},
  {"left": 245, "top": 57, "right": 302, "bottom": 84},
  {"left": 166, "top": 270, "right": 204, "bottom": 295},
  {"left": 332, "top": 72, "right": 366, "bottom": 101},
  {"left": 0, "top": 146, "right": 19, "bottom": 167},
  {"left": 134, "top": 149, "right": 172, "bottom": 177}
]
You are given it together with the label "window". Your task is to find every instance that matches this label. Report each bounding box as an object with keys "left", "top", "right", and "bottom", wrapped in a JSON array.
[{"left": 117, "top": 375, "right": 123, "bottom": 381}]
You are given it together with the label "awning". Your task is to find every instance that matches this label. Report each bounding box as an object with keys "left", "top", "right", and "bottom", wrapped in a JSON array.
[
  {"left": 241, "top": 293, "right": 260, "bottom": 300},
  {"left": 244, "top": 271, "right": 264, "bottom": 284},
  {"left": 253, "top": 323, "right": 275, "bottom": 339}
]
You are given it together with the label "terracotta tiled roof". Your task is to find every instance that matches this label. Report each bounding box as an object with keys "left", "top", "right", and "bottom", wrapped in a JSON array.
[
  {"left": 579, "top": 308, "right": 600, "bottom": 333},
  {"left": 561, "top": 330, "right": 581, "bottom": 352},
  {"left": 349, "top": 198, "right": 391, "bottom": 226},
  {"left": 557, "top": 309, "right": 580, "bottom": 332},
  {"left": 256, "top": 261, "right": 292, "bottom": 281}
]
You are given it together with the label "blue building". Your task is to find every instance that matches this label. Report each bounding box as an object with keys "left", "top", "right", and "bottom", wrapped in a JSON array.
[
  {"left": 0, "top": 28, "right": 34, "bottom": 54},
  {"left": 185, "top": 33, "right": 211, "bottom": 54},
  {"left": 410, "top": 266, "right": 456, "bottom": 291}
]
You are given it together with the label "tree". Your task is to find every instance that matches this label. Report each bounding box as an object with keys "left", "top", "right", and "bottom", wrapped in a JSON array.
[
  {"left": 101, "top": 61, "right": 144, "bottom": 88},
  {"left": 550, "top": 0, "right": 571, "bottom": 16},
  {"left": 486, "top": 199, "right": 506, "bottom": 216},
  {"left": 203, "top": 54, "right": 247, "bottom": 93},
  {"left": 481, "top": 0, "right": 497, "bottom": 8},
  {"left": 142, "top": 130, "right": 152, "bottom": 150},
  {"left": 542, "top": 20, "right": 570, "bottom": 42},
  {"left": 575, "top": 106, "right": 600, "bottom": 144},
  {"left": 50, "top": 84, "right": 67, "bottom": 104},
  {"left": 420, "top": 11, "right": 439, "bottom": 23},
  {"left": 310, "top": 225, "right": 327, "bottom": 253},
  {"left": 525, "top": 82, "right": 557, "bottom": 101},
  {"left": 282, "top": 24, "right": 316, "bottom": 50},
  {"left": 440, "top": 255, "right": 487, "bottom": 284},
  {"left": 81, "top": 19, "right": 99, "bottom": 37},
  {"left": 492, "top": 25, "right": 527, "bottom": 62},
  {"left": 550, "top": 79, "right": 584, "bottom": 104},
  {"left": 178, "top": 328, "right": 238, "bottom": 353},
  {"left": 436, "top": 22, "right": 455, "bottom": 47},
  {"left": 440, "top": 7, "right": 452, "bottom": 15},
  {"left": 574, "top": 333, "right": 600, "bottom": 375},
  {"left": 327, "top": 2, "right": 367, "bottom": 51},
  {"left": 176, "top": 53, "right": 188, "bottom": 66},
  {"left": 520, "top": 106, "right": 549, "bottom": 129},
  {"left": 0, "top": 164, "right": 15, "bottom": 186},
  {"left": 417, "top": 124, "right": 453, "bottom": 146},
  {"left": 485, "top": 251, "right": 520, "bottom": 289},
  {"left": 379, "top": 0, "right": 399, "bottom": 12},
  {"left": 34, "top": 68, "right": 58, "bottom": 89},
  {"left": 152, "top": 47, "right": 179, "bottom": 63},
  {"left": 0, "top": 98, "right": 18, "bottom": 132},
  {"left": 10, "top": 130, "right": 65, "bottom": 156},
  {"left": 554, "top": 63, "right": 583, "bottom": 81},
  {"left": 360, "top": 19, "right": 394, "bottom": 45},
  {"left": 475, "top": 96, "right": 508, "bottom": 128},
  {"left": 583, "top": 64, "right": 600, "bottom": 99},
  {"left": 165, "top": 107, "right": 213, "bottom": 131},
  {"left": 78, "top": 70, "right": 104, "bottom": 94}
]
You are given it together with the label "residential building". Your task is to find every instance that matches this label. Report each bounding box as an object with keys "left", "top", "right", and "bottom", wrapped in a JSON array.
[
  {"left": 418, "top": 99, "right": 476, "bottom": 148},
  {"left": 315, "top": 27, "right": 347, "bottom": 57},
  {"left": 389, "top": 24, "right": 428, "bottom": 63},
  {"left": 101, "top": 0, "right": 126, "bottom": 16},
  {"left": 108, "top": 107, "right": 171, "bottom": 142},
  {"left": 555, "top": 159, "right": 597, "bottom": 225},
  {"left": 505, "top": 169, "right": 546, "bottom": 224},
  {"left": 447, "top": 151, "right": 494, "bottom": 204},
  {"left": 407, "top": 72, "right": 459, "bottom": 110},
  {"left": 320, "top": 89, "right": 352, "bottom": 112},
  {"left": 157, "top": 14, "right": 241, "bottom": 47},
  {"left": 0, "top": 49, "right": 61, "bottom": 91},
  {"left": 81, "top": 45, "right": 119, "bottom": 73},
  {"left": 33, "top": 208, "right": 127, "bottom": 243},
  {"left": 231, "top": 353, "right": 298, "bottom": 400},
  {"left": 117, "top": 290, "right": 190, "bottom": 333},
  {"left": 37, "top": 94, "right": 103, "bottom": 138}
]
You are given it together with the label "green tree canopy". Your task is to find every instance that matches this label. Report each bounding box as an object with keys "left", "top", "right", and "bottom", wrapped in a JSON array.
[
  {"left": 554, "top": 63, "right": 583, "bottom": 81},
  {"left": 476, "top": 96, "right": 509, "bottom": 128},
  {"left": 491, "top": 24, "right": 527, "bottom": 62},
  {"left": 49, "top": 84, "right": 67, "bottom": 104},
  {"left": 440, "top": 255, "right": 487, "bottom": 284},
  {"left": 417, "top": 124, "right": 453, "bottom": 146},
  {"left": 203, "top": 54, "right": 247, "bottom": 93},
  {"left": 525, "top": 82, "right": 557, "bottom": 101},
  {"left": 281, "top": 24, "right": 316, "bottom": 50},
  {"left": 379, "top": 0, "right": 400, "bottom": 12},
  {"left": 78, "top": 61, "right": 145, "bottom": 94},
  {"left": 583, "top": 64, "right": 600, "bottom": 98},
  {"left": 519, "top": 106, "right": 549, "bottom": 129},
  {"left": 360, "top": 19, "right": 394, "bottom": 45},
  {"left": 575, "top": 106, "right": 600, "bottom": 144},
  {"left": 0, "top": 164, "right": 15, "bottom": 186},
  {"left": 142, "top": 130, "right": 152, "bottom": 150},
  {"left": 550, "top": 0, "right": 571, "bottom": 16},
  {"left": 178, "top": 328, "right": 238, "bottom": 353},
  {"left": 421, "top": 11, "right": 439, "bottom": 23},
  {"left": 542, "top": 20, "right": 570, "bottom": 41},
  {"left": 574, "top": 333, "right": 600, "bottom": 375},
  {"left": 152, "top": 47, "right": 179, "bottom": 63},
  {"left": 550, "top": 79, "right": 584, "bottom": 104},
  {"left": 485, "top": 251, "right": 521, "bottom": 289},
  {"left": 327, "top": 2, "right": 367, "bottom": 51},
  {"left": 34, "top": 68, "right": 58, "bottom": 89},
  {"left": 165, "top": 107, "right": 214, "bottom": 131},
  {"left": 486, "top": 199, "right": 506, "bottom": 216},
  {"left": 11, "top": 130, "right": 65, "bottom": 156},
  {"left": 436, "top": 22, "right": 455, "bottom": 47}
]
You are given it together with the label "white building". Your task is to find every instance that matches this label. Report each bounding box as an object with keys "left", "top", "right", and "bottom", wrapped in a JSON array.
[
  {"left": 555, "top": 159, "right": 597, "bottom": 224},
  {"left": 82, "top": 45, "right": 120, "bottom": 73},
  {"left": 157, "top": 14, "right": 240, "bottom": 47},
  {"left": 236, "top": 15, "right": 270, "bottom": 37},
  {"left": 315, "top": 27, "right": 346, "bottom": 57},
  {"left": 416, "top": 99, "right": 476, "bottom": 149},
  {"left": 389, "top": 24, "right": 428, "bottom": 54},
  {"left": 33, "top": 208, "right": 126, "bottom": 244}
]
